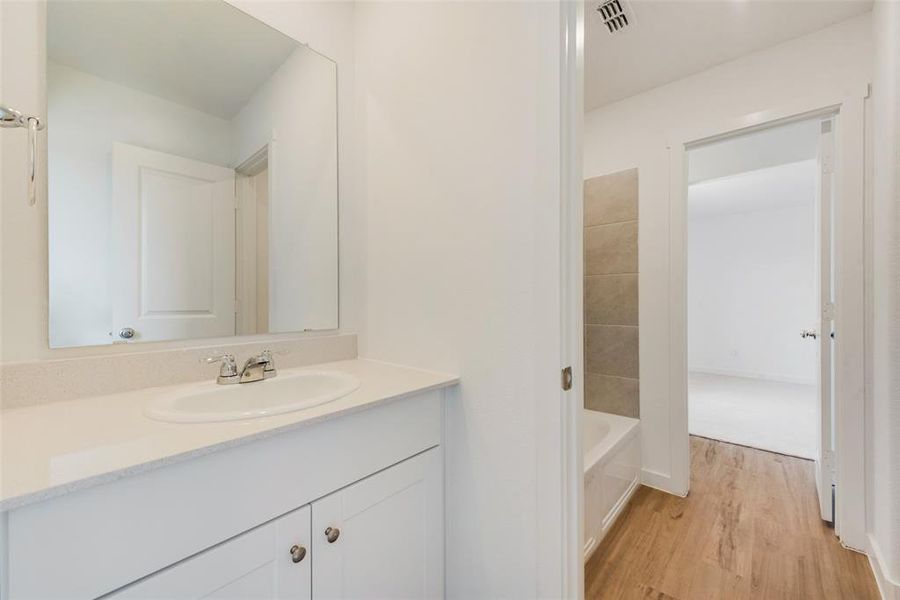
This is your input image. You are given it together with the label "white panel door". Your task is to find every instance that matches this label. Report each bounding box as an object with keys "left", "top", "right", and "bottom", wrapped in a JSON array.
[
  {"left": 311, "top": 448, "right": 444, "bottom": 600},
  {"left": 112, "top": 142, "right": 235, "bottom": 343},
  {"left": 814, "top": 117, "right": 836, "bottom": 523},
  {"left": 106, "top": 505, "right": 311, "bottom": 600}
]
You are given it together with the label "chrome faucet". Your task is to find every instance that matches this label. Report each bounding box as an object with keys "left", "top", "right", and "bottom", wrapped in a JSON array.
[
  {"left": 239, "top": 350, "right": 276, "bottom": 383},
  {"left": 205, "top": 350, "right": 277, "bottom": 385}
]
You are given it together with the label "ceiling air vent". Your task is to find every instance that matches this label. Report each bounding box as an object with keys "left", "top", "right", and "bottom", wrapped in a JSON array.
[{"left": 596, "top": 0, "right": 633, "bottom": 34}]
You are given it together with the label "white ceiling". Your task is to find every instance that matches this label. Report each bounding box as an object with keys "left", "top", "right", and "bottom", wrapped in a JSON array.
[
  {"left": 585, "top": 0, "right": 873, "bottom": 111},
  {"left": 688, "top": 159, "right": 817, "bottom": 218},
  {"left": 689, "top": 117, "right": 821, "bottom": 184},
  {"left": 48, "top": 1, "right": 301, "bottom": 119}
]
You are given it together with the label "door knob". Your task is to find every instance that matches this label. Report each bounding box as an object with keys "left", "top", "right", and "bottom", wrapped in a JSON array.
[
  {"left": 118, "top": 327, "right": 136, "bottom": 339},
  {"left": 325, "top": 526, "right": 340, "bottom": 543},
  {"left": 801, "top": 329, "right": 818, "bottom": 340},
  {"left": 289, "top": 544, "right": 307, "bottom": 563}
]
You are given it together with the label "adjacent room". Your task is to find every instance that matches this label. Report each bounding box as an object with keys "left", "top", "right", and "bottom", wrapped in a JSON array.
[{"left": 686, "top": 118, "right": 824, "bottom": 459}]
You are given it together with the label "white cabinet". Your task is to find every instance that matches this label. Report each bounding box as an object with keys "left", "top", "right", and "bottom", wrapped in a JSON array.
[
  {"left": 311, "top": 449, "right": 443, "bottom": 599},
  {"left": 4, "top": 392, "right": 445, "bottom": 600},
  {"left": 97, "top": 449, "right": 442, "bottom": 600},
  {"left": 107, "top": 505, "right": 312, "bottom": 600}
]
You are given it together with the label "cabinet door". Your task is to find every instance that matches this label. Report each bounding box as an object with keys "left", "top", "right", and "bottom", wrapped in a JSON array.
[
  {"left": 311, "top": 448, "right": 443, "bottom": 599},
  {"left": 107, "top": 505, "right": 311, "bottom": 600}
]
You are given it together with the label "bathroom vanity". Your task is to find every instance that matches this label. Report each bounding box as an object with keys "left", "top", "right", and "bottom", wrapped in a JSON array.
[
  {"left": 0, "top": 359, "right": 457, "bottom": 599},
  {"left": 1, "top": 2, "right": 461, "bottom": 598}
]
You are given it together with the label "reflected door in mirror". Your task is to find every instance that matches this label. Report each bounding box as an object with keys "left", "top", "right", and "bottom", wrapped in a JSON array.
[
  {"left": 111, "top": 143, "right": 236, "bottom": 343},
  {"left": 47, "top": 0, "right": 339, "bottom": 348}
]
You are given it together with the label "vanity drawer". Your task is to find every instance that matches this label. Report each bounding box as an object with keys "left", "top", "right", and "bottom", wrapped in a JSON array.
[{"left": 7, "top": 391, "right": 441, "bottom": 600}]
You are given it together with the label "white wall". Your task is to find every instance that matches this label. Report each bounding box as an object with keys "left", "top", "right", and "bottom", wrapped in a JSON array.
[
  {"left": 233, "top": 47, "right": 338, "bottom": 333},
  {"left": 353, "top": 2, "right": 564, "bottom": 596},
  {"left": 1, "top": 0, "right": 360, "bottom": 361},
  {"left": 583, "top": 14, "right": 872, "bottom": 493},
  {"left": 687, "top": 118, "right": 819, "bottom": 184},
  {"left": 869, "top": 0, "right": 900, "bottom": 589},
  {"left": 47, "top": 62, "right": 234, "bottom": 348},
  {"left": 688, "top": 164, "right": 817, "bottom": 384}
]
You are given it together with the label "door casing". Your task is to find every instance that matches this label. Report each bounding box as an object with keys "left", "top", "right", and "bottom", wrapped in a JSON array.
[
  {"left": 665, "top": 91, "right": 868, "bottom": 551},
  {"left": 558, "top": 1, "right": 585, "bottom": 599}
]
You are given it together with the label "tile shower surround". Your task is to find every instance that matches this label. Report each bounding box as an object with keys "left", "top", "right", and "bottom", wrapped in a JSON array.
[{"left": 584, "top": 169, "right": 639, "bottom": 418}]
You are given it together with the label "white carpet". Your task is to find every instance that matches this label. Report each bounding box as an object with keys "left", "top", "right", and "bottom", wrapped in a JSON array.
[{"left": 688, "top": 372, "right": 817, "bottom": 459}]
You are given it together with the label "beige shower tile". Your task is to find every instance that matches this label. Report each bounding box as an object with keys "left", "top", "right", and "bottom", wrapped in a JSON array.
[
  {"left": 585, "top": 221, "right": 638, "bottom": 275},
  {"left": 585, "top": 274, "right": 638, "bottom": 326},
  {"left": 585, "top": 324, "right": 639, "bottom": 379},
  {"left": 584, "top": 373, "right": 640, "bottom": 417},
  {"left": 584, "top": 168, "right": 638, "bottom": 226}
]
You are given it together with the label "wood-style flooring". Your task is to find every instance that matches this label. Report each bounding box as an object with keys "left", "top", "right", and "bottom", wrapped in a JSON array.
[{"left": 585, "top": 436, "right": 879, "bottom": 599}]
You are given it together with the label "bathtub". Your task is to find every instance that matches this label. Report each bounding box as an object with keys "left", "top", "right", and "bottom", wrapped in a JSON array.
[{"left": 583, "top": 409, "right": 641, "bottom": 562}]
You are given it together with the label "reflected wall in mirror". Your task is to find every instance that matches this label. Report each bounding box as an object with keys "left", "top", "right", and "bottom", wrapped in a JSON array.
[{"left": 47, "top": 0, "right": 338, "bottom": 348}]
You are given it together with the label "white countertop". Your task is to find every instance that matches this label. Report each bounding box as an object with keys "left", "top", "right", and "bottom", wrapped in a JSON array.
[{"left": 0, "top": 359, "right": 458, "bottom": 511}]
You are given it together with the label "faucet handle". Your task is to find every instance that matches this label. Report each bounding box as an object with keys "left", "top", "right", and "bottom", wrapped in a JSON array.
[
  {"left": 203, "top": 353, "right": 239, "bottom": 384},
  {"left": 259, "top": 349, "right": 277, "bottom": 377}
]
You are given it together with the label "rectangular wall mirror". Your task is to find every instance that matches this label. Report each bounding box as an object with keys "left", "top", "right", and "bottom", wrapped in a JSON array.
[{"left": 47, "top": 0, "right": 338, "bottom": 348}]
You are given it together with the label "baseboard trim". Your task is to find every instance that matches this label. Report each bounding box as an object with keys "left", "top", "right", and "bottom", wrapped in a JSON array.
[
  {"left": 584, "top": 475, "right": 641, "bottom": 563},
  {"left": 688, "top": 367, "right": 816, "bottom": 386},
  {"left": 602, "top": 475, "right": 641, "bottom": 532},
  {"left": 640, "top": 468, "right": 688, "bottom": 497},
  {"left": 869, "top": 534, "right": 900, "bottom": 600}
]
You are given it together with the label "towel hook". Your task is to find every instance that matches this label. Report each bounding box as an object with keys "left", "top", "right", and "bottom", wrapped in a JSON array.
[{"left": 1, "top": 105, "right": 45, "bottom": 207}]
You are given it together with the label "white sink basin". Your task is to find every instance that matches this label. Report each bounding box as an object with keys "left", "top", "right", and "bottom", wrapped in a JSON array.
[{"left": 144, "top": 370, "right": 361, "bottom": 423}]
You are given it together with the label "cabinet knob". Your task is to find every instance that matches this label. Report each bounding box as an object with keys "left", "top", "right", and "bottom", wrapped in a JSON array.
[
  {"left": 324, "top": 526, "right": 340, "bottom": 543},
  {"left": 290, "top": 544, "right": 307, "bottom": 563}
]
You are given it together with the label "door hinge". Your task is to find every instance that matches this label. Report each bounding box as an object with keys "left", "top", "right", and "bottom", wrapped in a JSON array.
[
  {"left": 561, "top": 366, "right": 573, "bottom": 391},
  {"left": 820, "top": 120, "right": 835, "bottom": 174},
  {"left": 823, "top": 450, "right": 837, "bottom": 479}
]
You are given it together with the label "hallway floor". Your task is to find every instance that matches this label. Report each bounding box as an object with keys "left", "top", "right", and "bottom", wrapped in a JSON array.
[
  {"left": 689, "top": 372, "right": 816, "bottom": 458},
  {"left": 585, "top": 437, "right": 879, "bottom": 599}
]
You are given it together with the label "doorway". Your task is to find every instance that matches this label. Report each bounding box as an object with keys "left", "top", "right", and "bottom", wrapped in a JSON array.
[
  {"left": 667, "top": 97, "right": 868, "bottom": 549},
  {"left": 669, "top": 95, "right": 866, "bottom": 549},
  {"left": 234, "top": 145, "right": 271, "bottom": 336},
  {"left": 686, "top": 117, "right": 830, "bottom": 463}
]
